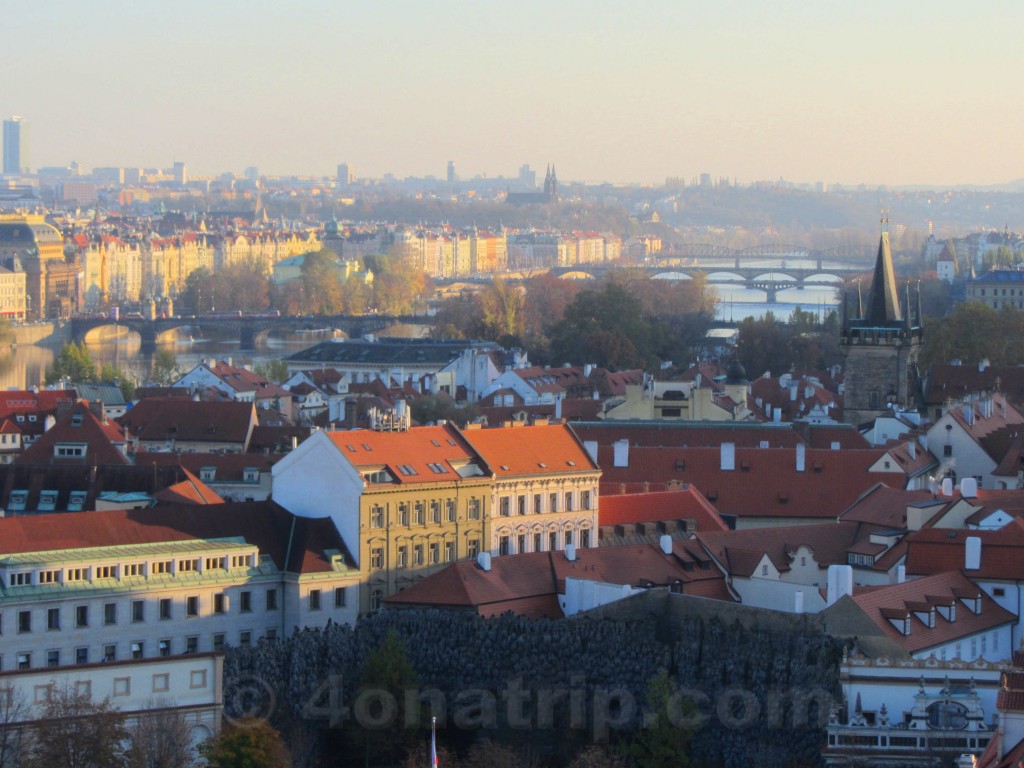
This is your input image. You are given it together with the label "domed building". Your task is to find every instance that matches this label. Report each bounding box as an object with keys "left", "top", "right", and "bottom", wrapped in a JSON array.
[{"left": 0, "top": 214, "right": 79, "bottom": 319}]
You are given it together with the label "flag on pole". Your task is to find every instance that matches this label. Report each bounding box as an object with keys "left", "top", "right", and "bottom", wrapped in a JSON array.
[{"left": 430, "top": 716, "right": 439, "bottom": 767}]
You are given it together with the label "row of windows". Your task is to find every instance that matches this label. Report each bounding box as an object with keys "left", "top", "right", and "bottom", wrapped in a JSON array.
[
  {"left": 0, "top": 629, "right": 277, "bottom": 671},
  {"left": 2, "top": 586, "right": 347, "bottom": 633},
  {"left": 0, "top": 553, "right": 257, "bottom": 587},
  {"left": 499, "top": 490, "right": 593, "bottom": 517},
  {"left": 498, "top": 528, "right": 590, "bottom": 555},
  {"left": 369, "top": 541, "right": 480, "bottom": 570},
  {"left": 369, "top": 498, "right": 481, "bottom": 529}
]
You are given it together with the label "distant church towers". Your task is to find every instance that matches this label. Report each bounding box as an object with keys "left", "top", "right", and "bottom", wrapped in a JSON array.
[{"left": 841, "top": 223, "right": 924, "bottom": 426}]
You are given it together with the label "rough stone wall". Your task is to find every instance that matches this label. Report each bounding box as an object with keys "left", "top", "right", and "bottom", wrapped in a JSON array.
[{"left": 224, "top": 596, "right": 842, "bottom": 767}]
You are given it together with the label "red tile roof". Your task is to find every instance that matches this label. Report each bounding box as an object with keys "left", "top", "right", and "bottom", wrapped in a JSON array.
[
  {"left": 838, "top": 484, "right": 946, "bottom": 529},
  {"left": 17, "top": 402, "right": 129, "bottom": 466},
  {"left": 0, "top": 389, "right": 77, "bottom": 417},
  {"left": 153, "top": 468, "right": 224, "bottom": 505},
  {"left": 326, "top": 424, "right": 487, "bottom": 485},
  {"left": 847, "top": 571, "right": 1015, "bottom": 654},
  {"left": 904, "top": 518, "right": 1024, "bottom": 580},
  {"left": 120, "top": 399, "right": 257, "bottom": 447},
  {"left": 458, "top": 422, "right": 598, "bottom": 477},
  {"left": 597, "top": 445, "right": 903, "bottom": 521},
  {"left": 599, "top": 487, "right": 727, "bottom": 531},
  {"left": 0, "top": 501, "right": 351, "bottom": 574},
  {"left": 385, "top": 541, "right": 730, "bottom": 617},
  {"left": 573, "top": 422, "right": 805, "bottom": 449}
]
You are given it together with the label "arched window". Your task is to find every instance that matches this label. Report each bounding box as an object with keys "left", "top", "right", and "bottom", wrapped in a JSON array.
[{"left": 926, "top": 701, "right": 968, "bottom": 730}]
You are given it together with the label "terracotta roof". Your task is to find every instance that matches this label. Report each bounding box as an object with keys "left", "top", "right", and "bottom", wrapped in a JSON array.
[
  {"left": 847, "top": 571, "right": 1016, "bottom": 654},
  {"left": 325, "top": 424, "right": 487, "bottom": 485},
  {"left": 838, "top": 484, "right": 947, "bottom": 529},
  {"left": 458, "top": 422, "right": 598, "bottom": 477},
  {"left": 696, "top": 521, "right": 881, "bottom": 576},
  {"left": 924, "top": 364, "right": 1024, "bottom": 408},
  {"left": 597, "top": 445, "right": 903, "bottom": 521},
  {"left": 599, "top": 487, "right": 726, "bottom": 531},
  {"left": 904, "top": 518, "right": 1024, "bottom": 580},
  {"left": 136, "top": 451, "right": 273, "bottom": 481},
  {"left": 0, "top": 501, "right": 351, "bottom": 574},
  {"left": 0, "top": 389, "right": 77, "bottom": 417},
  {"left": 119, "top": 399, "right": 257, "bottom": 447},
  {"left": 17, "top": 402, "right": 129, "bottom": 466},
  {"left": 572, "top": 421, "right": 805, "bottom": 449},
  {"left": 385, "top": 541, "right": 730, "bottom": 617},
  {"left": 153, "top": 468, "right": 224, "bottom": 505},
  {"left": 477, "top": 400, "right": 604, "bottom": 424}
]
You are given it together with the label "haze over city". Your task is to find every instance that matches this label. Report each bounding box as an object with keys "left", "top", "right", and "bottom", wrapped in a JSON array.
[{"left": 5, "top": 0, "right": 1023, "bottom": 187}]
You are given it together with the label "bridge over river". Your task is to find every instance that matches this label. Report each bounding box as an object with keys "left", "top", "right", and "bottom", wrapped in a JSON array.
[{"left": 68, "top": 314, "right": 425, "bottom": 351}]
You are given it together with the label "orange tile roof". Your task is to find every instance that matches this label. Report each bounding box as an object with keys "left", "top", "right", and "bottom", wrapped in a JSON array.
[
  {"left": 326, "top": 424, "right": 486, "bottom": 485},
  {"left": 458, "top": 422, "right": 598, "bottom": 477},
  {"left": 848, "top": 571, "right": 1015, "bottom": 654},
  {"left": 153, "top": 468, "right": 224, "bottom": 505},
  {"left": 0, "top": 502, "right": 351, "bottom": 575},
  {"left": 599, "top": 487, "right": 727, "bottom": 531},
  {"left": 17, "top": 402, "right": 129, "bottom": 466}
]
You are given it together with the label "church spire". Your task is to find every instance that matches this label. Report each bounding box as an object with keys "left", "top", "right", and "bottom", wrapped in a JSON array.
[{"left": 864, "top": 215, "right": 902, "bottom": 324}]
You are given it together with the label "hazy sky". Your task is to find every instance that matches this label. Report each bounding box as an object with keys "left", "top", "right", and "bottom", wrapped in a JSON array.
[{"left": 5, "top": 1, "right": 1022, "bottom": 186}]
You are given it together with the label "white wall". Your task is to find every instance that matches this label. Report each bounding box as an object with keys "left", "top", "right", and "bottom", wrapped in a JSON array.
[{"left": 561, "top": 577, "right": 642, "bottom": 617}]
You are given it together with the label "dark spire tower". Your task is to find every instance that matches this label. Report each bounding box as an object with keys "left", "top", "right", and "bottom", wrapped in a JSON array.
[{"left": 841, "top": 219, "right": 923, "bottom": 426}]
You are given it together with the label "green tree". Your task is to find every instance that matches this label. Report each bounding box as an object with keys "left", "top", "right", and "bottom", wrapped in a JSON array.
[
  {"left": 300, "top": 249, "right": 346, "bottom": 314},
  {"left": 410, "top": 394, "right": 481, "bottom": 426},
  {"left": 98, "top": 363, "right": 137, "bottom": 401},
  {"left": 254, "top": 359, "right": 289, "bottom": 383},
  {"left": 199, "top": 718, "right": 289, "bottom": 768},
  {"left": 347, "top": 630, "right": 422, "bottom": 767},
  {"left": 624, "top": 670, "right": 692, "bottom": 768},
  {"left": 735, "top": 313, "right": 794, "bottom": 377},
  {"left": 478, "top": 278, "right": 525, "bottom": 344},
  {"left": 25, "top": 686, "right": 128, "bottom": 768},
  {"left": 920, "top": 302, "right": 1024, "bottom": 367},
  {"left": 45, "top": 342, "right": 98, "bottom": 384},
  {"left": 549, "top": 282, "right": 656, "bottom": 370},
  {"left": 150, "top": 348, "right": 181, "bottom": 386}
]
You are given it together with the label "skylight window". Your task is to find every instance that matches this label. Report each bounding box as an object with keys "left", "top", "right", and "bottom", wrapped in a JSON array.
[{"left": 397, "top": 464, "right": 418, "bottom": 476}]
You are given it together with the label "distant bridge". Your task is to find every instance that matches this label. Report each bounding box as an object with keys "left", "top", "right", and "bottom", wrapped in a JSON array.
[{"left": 69, "top": 314, "right": 422, "bottom": 351}]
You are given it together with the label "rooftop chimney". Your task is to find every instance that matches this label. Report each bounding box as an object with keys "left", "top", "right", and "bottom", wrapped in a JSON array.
[
  {"left": 965, "top": 536, "right": 982, "bottom": 570},
  {"left": 720, "top": 442, "right": 736, "bottom": 471},
  {"left": 796, "top": 442, "right": 806, "bottom": 472},
  {"left": 960, "top": 477, "right": 978, "bottom": 499},
  {"left": 941, "top": 477, "right": 953, "bottom": 496},
  {"left": 826, "top": 564, "right": 854, "bottom": 606},
  {"left": 659, "top": 534, "right": 672, "bottom": 556},
  {"left": 477, "top": 552, "right": 492, "bottom": 572},
  {"left": 896, "top": 565, "right": 906, "bottom": 584},
  {"left": 613, "top": 439, "right": 629, "bottom": 468},
  {"left": 908, "top": 441, "right": 916, "bottom": 460},
  {"left": 583, "top": 440, "right": 598, "bottom": 464},
  {"left": 794, "top": 591, "right": 804, "bottom": 614},
  {"left": 565, "top": 544, "right": 576, "bottom": 562}
]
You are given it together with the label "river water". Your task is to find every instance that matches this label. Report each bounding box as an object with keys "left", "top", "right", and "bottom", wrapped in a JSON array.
[{"left": 0, "top": 334, "right": 325, "bottom": 390}]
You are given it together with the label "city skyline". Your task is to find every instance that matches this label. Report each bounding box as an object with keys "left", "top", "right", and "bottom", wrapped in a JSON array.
[{"left": 4, "top": 1, "right": 1024, "bottom": 187}]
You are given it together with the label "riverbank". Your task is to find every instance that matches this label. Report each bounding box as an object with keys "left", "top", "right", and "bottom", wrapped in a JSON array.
[{"left": 11, "top": 322, "right": 68, "bottom": 347}]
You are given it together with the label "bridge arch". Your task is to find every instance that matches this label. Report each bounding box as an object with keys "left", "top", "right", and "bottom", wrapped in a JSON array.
[
  {"left": 802, "top": 273, "right": 844, "bottom": 283},
  {"left": 752, "top": 272, "right": 798, "bottom": 283},
  {"left": 705, "top": 271, "right": 746, "bottom": 282},
  {"left": 651, "top": 271, "right": 693, "bottom": 281},
  {"left": 558, "top": 270, "right": 597, "bottom": 280}
]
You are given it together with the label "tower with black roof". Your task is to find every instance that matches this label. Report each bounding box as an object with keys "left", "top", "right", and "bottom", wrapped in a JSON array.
[{"left": 841, "top": 223, "right": 923, "bottom": 426}]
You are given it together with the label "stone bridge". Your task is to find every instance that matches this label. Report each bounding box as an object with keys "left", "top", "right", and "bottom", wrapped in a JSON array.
[{"left": 68, "top": 314, "right": 419, "bottom": 351}]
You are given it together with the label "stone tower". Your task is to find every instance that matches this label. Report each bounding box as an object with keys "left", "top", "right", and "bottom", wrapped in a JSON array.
[{"left": 841, "top": 230, "right": 923, "bottom": 426}]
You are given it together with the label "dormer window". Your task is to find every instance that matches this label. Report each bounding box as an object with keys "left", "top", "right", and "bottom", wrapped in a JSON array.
[
  {"left": 55, "top": 443, "right": 86, "bottom": 458},
  {"left": 38, "top": 491, "right": 58, "bottom": 512},
  {"left": 8, "top": 490, "right": 27, "bottom": 511},
  {"left": 243, "top": 467, "right": 259, "bottom": 483},
  {"left": 200, "top": 467, "right": 215, "bottom": 482},
  {"left": 28, "top": 414, "right": 37, "bottom": 423},
  {"left": 67, "top": 491, "right": 87, "bottom": 511}
]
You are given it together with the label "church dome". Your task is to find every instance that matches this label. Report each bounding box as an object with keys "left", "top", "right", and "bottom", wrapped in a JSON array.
[{"left": 725, "top": 360, "right": 747, "bottom": 384}]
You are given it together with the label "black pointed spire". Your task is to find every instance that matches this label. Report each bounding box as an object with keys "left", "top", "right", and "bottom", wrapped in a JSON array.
[{"left": 863, "top": 231, "right": 902, "bottom": 324}]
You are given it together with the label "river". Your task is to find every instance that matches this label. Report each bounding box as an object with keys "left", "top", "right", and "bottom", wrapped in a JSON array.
[{"left": 0, "top": 333, "right": 328, "bottom": 391}]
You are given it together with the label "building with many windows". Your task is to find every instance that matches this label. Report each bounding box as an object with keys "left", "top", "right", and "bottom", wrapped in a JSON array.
[
  {"left": 272, "top": 424, "right": 492, "bottom": 613},
  {"left": 0, "top": 501, "right": 359, "bottom": 673}
]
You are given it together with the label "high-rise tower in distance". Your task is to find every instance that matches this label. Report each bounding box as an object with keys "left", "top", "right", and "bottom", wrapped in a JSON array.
[{"left": 3, "top": 117, "right": 25, "bottom": 175}]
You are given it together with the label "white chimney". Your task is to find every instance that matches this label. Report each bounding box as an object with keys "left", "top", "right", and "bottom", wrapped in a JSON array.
[
  {"left": 965, "top": 536, "right": 982, "bottom": 570},
  {"left": 584, "top": 363, "right": 594, "bottom": 377},
  {"left": 773, "top": 409, "right": 781, "bottom": 424},
  {"left": 941, "top": 477, "right": 953, "bottom": 496},
  {"left": 896, "top": 565, "right": 906, "bottom": 584},
  {"left": 44, "top": 414, "right": 56, "bottom": 432},
  {"left": 960, "top": 477, "right": 978, "bottom": 499},
  {"left": 659, "top": 535, "right": 672, "bottom": 556},
  {"left": 794, "top": 591, "right": 804, "bottom": 614},
  {"left": 789, "top": 384, "right": 798, "bottom": 402},
  {"left": 613, "top": 439, "right": 630, "bottom": 468},
  {"left": 720, "top": 442, "right": 735, "bottom": 471},
  {"left": 805, "top": 385, "right": 814, "bottom": 399},
  {"left": 583, "top": 440, "right": 599, "bottom": 464},
  {"left": 565, "top": 544, "right": 576, "bottom": 562},
  {"left": 796, "top": 443, "right": 806, "bottom": 472},
  {"left": 555, "top": 397, "right": 563, "bottom": 418},
  {"left": 908, "top": 441, "right": 916, "bottom": 460},
  {"left": 477, "top": 552, "right": 492, "bottom": 572},
  {"left": 979, "top": 358, "right": 989, "bottom": 372},
  {"left": 826, "top": 564, "right": 854, "bottom": 606}
]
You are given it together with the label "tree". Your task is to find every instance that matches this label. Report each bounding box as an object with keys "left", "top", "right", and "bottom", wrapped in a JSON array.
[
  {"left": 734, "top": 313, "right": 794, "bottom": 377},
  {"left": 150, "top": 348, "right": 181, "bottom": 386},
  {"left": 126, "top": 705, "right": 197, "bottom": 768},
  {"left": 569, "top": 745, "right": 634, "bottom": 768},
  {"left": 299, "top": 249, "right": 346, "bottom": 315},
  {"left": 347, "top": 630, "right": 421, "bottom": 767},
  {"left": 199, "top": 718, "right": 289, "bottom": 768},
  {"left": 920, "top": 302, "right": 1024, "bottom": 367},
  {"left": 548, "top": 282, "right": 655, "bottom": 370},
  {"left": 254, "top": 359, "right": 289, "bottom": 383},
  {"left": 25, "top": 685, "right": 128, "bottom": 768},
  {"left": 45, "top": 342, "right": 98, "bottom": 385},
  {"left": 478, "top": 278, "right": 525, "bottom": 344},
  {"left": 624, "top": 670, "right": 692, "bottom": 768},
  {"left": 98, "top": 363, "right": 137, "bottom": 401},
  {"left": 410, "top": 394, "right": 480, "bottom": 427},
  {"left": 0, "top": 685, "right": 29, "bottom": 768}
]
